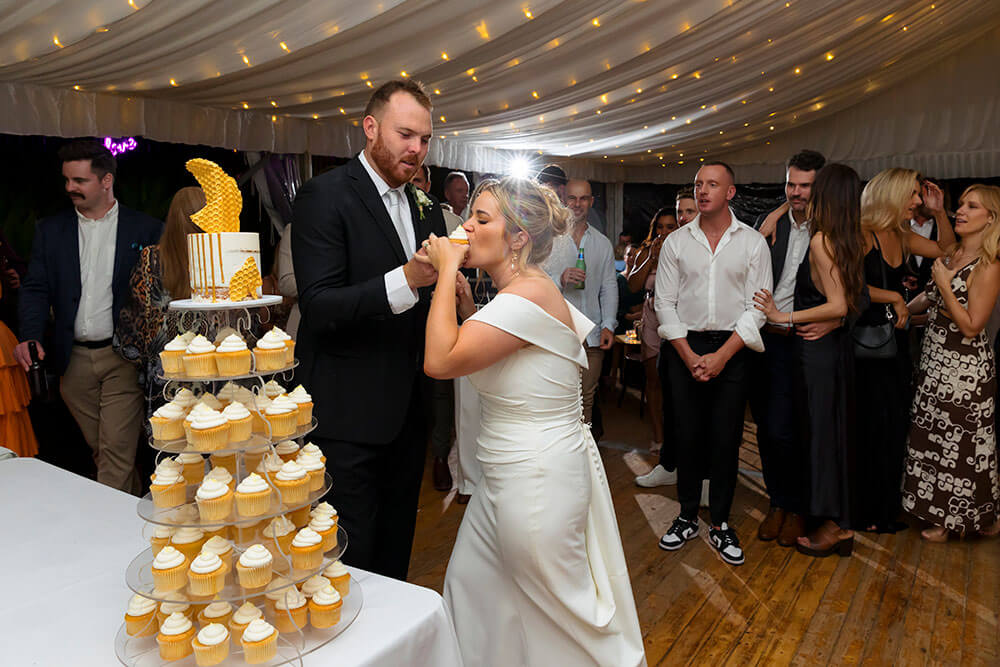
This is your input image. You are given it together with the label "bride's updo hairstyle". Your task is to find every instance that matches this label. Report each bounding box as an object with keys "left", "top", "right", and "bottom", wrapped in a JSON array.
[{"left": 470, "top": 176, "right": 571, "bottom": 270}]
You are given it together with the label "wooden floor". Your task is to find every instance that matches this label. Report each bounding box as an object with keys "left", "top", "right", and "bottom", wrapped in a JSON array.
[{"left": 407, "top": 388, "right": 1000, "bottom": 666}]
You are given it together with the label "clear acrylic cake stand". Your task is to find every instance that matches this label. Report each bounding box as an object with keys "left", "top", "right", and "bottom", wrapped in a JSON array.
[{"left": 115, "top": 297, "right": 361, "bottom": 666}]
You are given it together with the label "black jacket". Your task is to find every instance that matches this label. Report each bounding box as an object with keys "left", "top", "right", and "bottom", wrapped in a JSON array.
[
  {"left": 19, "top": 205, "right": 163, "bottom": 375},
  {"left": 754, "top": 207, "right": 794, "bottom": 284},
  {"left": 291, "top": 156, "right": 446, "bottom": 444}
]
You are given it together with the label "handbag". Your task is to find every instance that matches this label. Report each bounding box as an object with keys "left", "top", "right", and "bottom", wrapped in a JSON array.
[{"left": 851, "top": 234, "right": 898, "bottom": 360}]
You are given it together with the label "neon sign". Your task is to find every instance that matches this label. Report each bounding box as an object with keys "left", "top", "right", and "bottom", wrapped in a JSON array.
[{"left": 104, "top": 136, "right": 137, "bottom": 156}]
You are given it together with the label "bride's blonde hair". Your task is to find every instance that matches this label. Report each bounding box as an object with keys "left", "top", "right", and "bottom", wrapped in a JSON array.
[{"left": 471, "top": 177, "right": 571, "bottom": 271}]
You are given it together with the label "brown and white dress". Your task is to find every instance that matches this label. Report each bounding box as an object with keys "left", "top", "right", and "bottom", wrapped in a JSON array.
[{"left": 902, "top": 258, "right": 1000, "bottom": 533}]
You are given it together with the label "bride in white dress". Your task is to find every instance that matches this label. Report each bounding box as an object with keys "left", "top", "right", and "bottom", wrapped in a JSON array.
[{"left": 419, "top": 177, "right": 645, "bottom": 666}]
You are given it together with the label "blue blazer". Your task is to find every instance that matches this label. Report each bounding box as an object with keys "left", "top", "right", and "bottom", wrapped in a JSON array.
[{"left": 19, "top": 205, "right": 163, "bottom": 375}]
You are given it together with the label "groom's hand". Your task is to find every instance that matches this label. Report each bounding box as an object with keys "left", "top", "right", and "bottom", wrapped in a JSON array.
[{"left": 405, "top": 251, "right": 438, "bottom": 288}]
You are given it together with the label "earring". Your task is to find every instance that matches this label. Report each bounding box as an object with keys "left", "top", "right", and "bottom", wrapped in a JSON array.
[{"left": 510, "top": 249, "right": 519, "bottom": 272}]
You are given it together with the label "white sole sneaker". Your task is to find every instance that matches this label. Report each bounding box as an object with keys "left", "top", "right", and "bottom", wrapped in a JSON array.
[{"left": 635, "top": 465, "right": 677, "bottom": 488}]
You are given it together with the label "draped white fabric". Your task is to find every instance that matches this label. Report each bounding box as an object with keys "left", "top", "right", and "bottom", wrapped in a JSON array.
[{"left": 0, "top": 0, "right": 998, "bottom": 181}]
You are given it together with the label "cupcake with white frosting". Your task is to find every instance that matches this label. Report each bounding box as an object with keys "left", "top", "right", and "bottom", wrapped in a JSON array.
[
  {"left": 159, "top": 335, "right": 189, "bottom": 374},
  {"left": 272, "top": 586, "right": 308, "bottom": 633},
  {"left": 253, "top": 329, "right": 286, "bottom": 371},
  {"left": 215, "top": 381, "right": 239, "bottom": 407},
  {"left": 262, "top": 380, "right": 286, "bottom": 399},
  {"left": 151, "top": 545, "right": 189, "bottom": 592},
  {"left": 195, "top": 478, "right": 234, "bottom": 521},
  {"left": 192, "top": 622, "right": 230, "bottom": 666},
  {"left": 201, "top": 536, "right": 235, "bottom": 571},
  {"left": 240, "top": 618, "right": 278, "bottom": 663},
  {"left": 323, "top": 559, "right": 351, "bottom": 597},
  {"left": 273, "top": 460, "right": 309, "bottom": 504},
  {"left": 157, "top": 611, "right": 197, "bottom": 661},
  {"left": 274, "top": 440, "right": 299, "bottom": 463},
  {"left": 216, "top": 333, "right": 252, "bottom": 377},
  {"left": 187, "top": 408, "right": 231, "bottom": 452},
  {"left": 124, "top": 593, "right": 158, "bottom": 637},
  {"left": 235, "top": 473, "right": 273, "bottom": 518},
  {"left": 150, "top": 400, "right": 186, "bottom": 441},
  {"left": 187, "top": 551, "right": 227, "bottom": 596},
  {"left": 236, "top": 544, "right": 273, "bottom": 589},
  {"left": 287, "top": 384, "right": 313, "bottom": 426},
  {"left": 205, "top": 465, "right": 234, "bottom": 491},
  {"left": 289, "top": 526, "right": 324, "bottom": 570},
  {"left": 182, "top": 334, "right": 218, "bottom": 378},
  {"left": 264, "top": 394, "right": 299, "bottom": 438},
  {"left": 308, "top": 585, "right": 343, "bottom": 628},
  {"left": 149, "top": 462, "right": 186, "bottom": 508},
  {"left": 169, "top": 526, "right": 206, "bottom": 561},
  {"left": 297, "top": 452, "right": 326, "bottom": 493},
  {"left": 222, "top": 401, "right": 252, "bottom": 443}
]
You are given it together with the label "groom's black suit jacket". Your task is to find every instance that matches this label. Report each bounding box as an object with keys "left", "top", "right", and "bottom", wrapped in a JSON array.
[{"left": 291, "top": 156, "right": 446, "bottom": 445}]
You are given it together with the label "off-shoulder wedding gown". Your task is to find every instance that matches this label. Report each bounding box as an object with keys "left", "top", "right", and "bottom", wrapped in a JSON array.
[{"left": 443, "top": 293, "right": 645, "bottom": 666}]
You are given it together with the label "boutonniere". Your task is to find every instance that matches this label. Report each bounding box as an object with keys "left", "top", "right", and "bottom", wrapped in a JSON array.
[{"left": 408, "top": 183, "right": 433, "bottom": 221}]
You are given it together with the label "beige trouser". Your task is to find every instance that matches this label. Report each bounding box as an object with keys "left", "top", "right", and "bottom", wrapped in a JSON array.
[
  {"left": 581, "top": 346, "right": 605, "bottom": 425},
  {"left": 60, "top": 345, "right": 144, "bottom": 494}
]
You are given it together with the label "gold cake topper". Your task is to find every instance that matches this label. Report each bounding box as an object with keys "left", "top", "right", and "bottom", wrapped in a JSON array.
[
  {"left": 229, "top": 257, "right": 262, "bottom": 301},
  {"left": 185, "top": 158, "right": 242, "bottom": 234}
]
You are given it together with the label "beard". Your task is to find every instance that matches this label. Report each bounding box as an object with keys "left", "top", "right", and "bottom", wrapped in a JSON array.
[{"left": 370, "top": 132, "right": 415, "bottom": 188}]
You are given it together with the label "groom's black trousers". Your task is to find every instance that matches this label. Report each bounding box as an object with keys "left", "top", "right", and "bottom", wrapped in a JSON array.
[
  {"left": 666, "top": 331, "right": 749, "bottom": 526},
  {"left": 313, "top": 379, "right": 428, "bottom": 581}
]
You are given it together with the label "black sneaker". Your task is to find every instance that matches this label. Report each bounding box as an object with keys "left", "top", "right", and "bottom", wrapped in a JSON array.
[
  {"left": 709, "top": 523, "right": 745, "bottom": 565},
  {"left": 659, "top": 517, "right": 699, "bottom": 551}
]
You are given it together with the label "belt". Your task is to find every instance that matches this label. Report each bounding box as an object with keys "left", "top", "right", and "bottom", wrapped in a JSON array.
[
  {"left": 687, "top": 330, "right": 732, "bottom": 343},
  {"left": 74, "top": 338, "right": 112, "bottom": 349},
  {"left": 762, "top": 324, "right": 794, "bottom": 337}
]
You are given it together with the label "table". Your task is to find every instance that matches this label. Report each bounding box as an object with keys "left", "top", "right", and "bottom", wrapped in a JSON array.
[{"left": 0, "top": 458, "right": 463, "bottom": 666}]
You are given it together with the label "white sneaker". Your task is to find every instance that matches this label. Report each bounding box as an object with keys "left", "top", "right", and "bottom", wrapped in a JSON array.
[
  {"left": 635, "top": 464, "right": 677, "bottom": 488},
  {"left": 700, "top": 479, "right": 710, "bottom": 508}
]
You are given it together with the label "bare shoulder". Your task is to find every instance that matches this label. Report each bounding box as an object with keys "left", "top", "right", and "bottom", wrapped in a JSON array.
[{"left": 502, "top": 273, "right": 574, "bottom": 330}]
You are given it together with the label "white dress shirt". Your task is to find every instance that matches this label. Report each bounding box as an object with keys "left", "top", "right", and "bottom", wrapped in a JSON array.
[
  {"left": 358, "top": 151, "right": 418, "bottom": 315},
  {"left": 544, "top": 225, "right": 618, "bottom": 348},
  {"left": 654, "top": 210, "right": 771, "bottom": 353},
  {"left": 74, "top": 201, "right": 118, "bottom": 341},
  {"left": 909, "top": 217, "right": 935, "bottom": 267},
  {"left": 770, "top": 209, "right": 811, "bottom": 325}
]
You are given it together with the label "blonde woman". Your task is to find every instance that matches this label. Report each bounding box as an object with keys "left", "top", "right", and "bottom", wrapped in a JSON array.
[
  {"left": 854, "top": 169, "right": 954, "bottom": 533},
  {"left": 904, "top": 185, "right": 1000, "bottom": 541},
  {"left": 419, "top": 178, "right": 644, "bottom": 666}
]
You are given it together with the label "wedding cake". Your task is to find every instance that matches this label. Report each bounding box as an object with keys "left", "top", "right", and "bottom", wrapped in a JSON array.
[{"left": 185, "top": 158, "right": 262, "bottom": 302}]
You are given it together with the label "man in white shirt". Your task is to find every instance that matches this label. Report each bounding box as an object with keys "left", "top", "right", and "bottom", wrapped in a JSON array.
[
  {"left": 654, "top": 163, "right": 771, "bottom": 566},
  {"left": 545, "top": 179, "right": 618, "bottom": 427},
  {"left": 16, "top": 141, "right": 162, "bottom": 493},
  {"left": 292, "top": 80, "right": 446, "bottom": 580},
  {"left": 749, "top": 150, "right": 826, "bottom": 547}
]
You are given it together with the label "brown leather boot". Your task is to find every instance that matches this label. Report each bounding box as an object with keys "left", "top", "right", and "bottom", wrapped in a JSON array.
[
  {"left": 777, "top": 513, "right": 805, "bottom": 547},
  {"left": 757, "top": 507, "right": 785, "bottom": 541}
]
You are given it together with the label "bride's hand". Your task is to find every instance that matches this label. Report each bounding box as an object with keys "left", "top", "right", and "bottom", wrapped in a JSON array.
[{"left": 421, "top": 234, "right": 468, "bottom": 273}]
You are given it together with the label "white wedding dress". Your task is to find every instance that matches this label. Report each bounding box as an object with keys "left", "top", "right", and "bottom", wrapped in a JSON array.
[{"left": 443, "top": 293, "right": 646, "bottom": 667}]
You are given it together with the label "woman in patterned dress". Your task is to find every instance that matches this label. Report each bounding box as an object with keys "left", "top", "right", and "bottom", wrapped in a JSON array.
[{"left": 903, "top": 184, "right": 1000, "bottom": 541}]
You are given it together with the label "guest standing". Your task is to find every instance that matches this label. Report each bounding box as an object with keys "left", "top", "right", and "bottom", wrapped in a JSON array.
[
  {"left": 625, "top": 208, "right": 679, "bottom": 453},
  {"left": 275, "top": 223, "right": 300, "bottom": 339},
  {"left": 292, "top": 80, "right": 446, "bottom": 580},
  {"left": 750, "top": 149, "right": 827, "bottom": 546},
  {"left": 442, "top": 171, "right": 471, "bottom": 218},
  {"left": 16, "top": 140, "right": 162, "bottom": 493},
  {"left": 855, "top": 168, "right": 954, "bottom": 532},
  {"left": 903, "top": 184, "right": 1000, "bottom": 541},
  {"left": 655, "top": 163, "right": 771, "bottom": 566},
  {"left": 116, "top": 187, "right": 204, "bottom": 395},
  {"left": 544, "top": 179, "right": 618, "bottom": 427},
  {"left": 0, "top": 230, "right": 37, "bottom": 457},
  {"left": 754, "top": 163, "right": 867, "bottom": 556}
]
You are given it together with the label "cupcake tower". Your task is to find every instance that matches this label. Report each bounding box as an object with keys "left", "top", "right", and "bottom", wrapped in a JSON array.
[{"left": 116, "top": 303, "right": 360, "bottom": 666}]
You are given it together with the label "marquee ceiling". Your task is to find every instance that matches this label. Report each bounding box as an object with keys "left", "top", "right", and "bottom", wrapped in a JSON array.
[{"left": 1, "top": 0, "right": 998, "bottom": 181}]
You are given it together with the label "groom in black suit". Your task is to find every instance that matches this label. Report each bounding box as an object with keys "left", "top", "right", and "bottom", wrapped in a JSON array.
[{"left": 292, "top": 80, "right": 445, "bottom": 580}]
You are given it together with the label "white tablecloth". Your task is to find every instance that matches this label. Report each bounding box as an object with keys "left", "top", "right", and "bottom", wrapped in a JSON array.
[{"left": 0, "top": 458, "right": 463, "bottom": 666}]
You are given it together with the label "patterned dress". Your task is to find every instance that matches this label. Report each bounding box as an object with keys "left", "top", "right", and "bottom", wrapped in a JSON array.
[{"left": 902, "top": 259, "right": 1000, "bottom": 533}]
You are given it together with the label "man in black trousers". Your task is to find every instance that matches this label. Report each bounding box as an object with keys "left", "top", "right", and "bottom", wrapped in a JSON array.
[
  {"left": 291, "top": 80, "right": 445, "bottom": 581},
  {"left": 749, "top": 149, "right": 826, "bottom": 546}
]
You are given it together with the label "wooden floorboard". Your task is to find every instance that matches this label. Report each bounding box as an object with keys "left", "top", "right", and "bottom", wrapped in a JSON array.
[{"left": 407, "top": 388, "right": 1000, "bottom": 665}]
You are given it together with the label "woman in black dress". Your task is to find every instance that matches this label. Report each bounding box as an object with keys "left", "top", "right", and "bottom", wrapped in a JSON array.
[
  {"left": 855, "top": 169, "right": 954, "bottom": 533},
  {"left": 754, "top": 163, "right": 867, "bottom": 556}
]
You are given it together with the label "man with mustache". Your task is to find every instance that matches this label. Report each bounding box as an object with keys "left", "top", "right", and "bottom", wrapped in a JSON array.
[
  {"left": 750, "top": 149, "right": 832, "bottom": 547},
  {"left": 291, "top": 80, "right": 446, "bottom": 580},
  {"left": 15, "top": 140, "right": 162, "bottom": 493}
]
